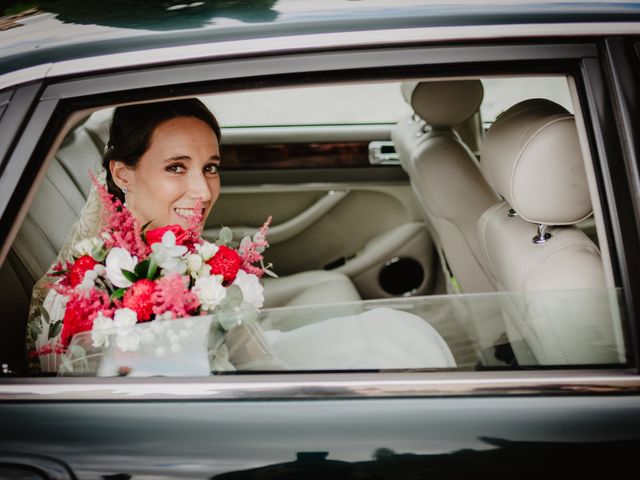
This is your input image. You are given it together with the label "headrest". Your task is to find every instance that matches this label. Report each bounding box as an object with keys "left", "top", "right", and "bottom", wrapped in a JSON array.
[
  {"left": 480, "top": 99, "right": 592, "bottom": 225},
  {"left": 401, "top": 80, "right": 484, "bottom": 128}
]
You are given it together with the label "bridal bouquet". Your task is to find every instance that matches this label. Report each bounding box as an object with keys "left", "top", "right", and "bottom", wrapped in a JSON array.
[{"left": 32, "top": 176, "right": 274, "bottom": 363}]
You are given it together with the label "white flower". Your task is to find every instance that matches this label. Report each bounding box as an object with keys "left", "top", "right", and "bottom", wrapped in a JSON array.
[
  {"left": 114, "top": 307, "right": 137, "bottom": 326},
  {"left": 187, "top": 254, "right": 211, "bottom": 279},
  {"left": 196, "top": 241, "right": 218, "bottom": 260},
  {"left": 73, "top": 237, "right": 104, "bottom": 257},
  {"left": 150, "top": 231, "right": 188, "bottom": 275},
  {"left": 187, "top": 253, "right": 203, "bottom": 272},
  {"left": 91, "top": 313, "right": 115, "bottom": 348},
  {"left": 155, "top": 312, "right": 174, "bottom": 322},
  {"left": 105, "top": 247, "right": 138, "bottom": 288},
  {"left": 93, "top": 264, "right": 106, "bottom": 277},
  {"left": 114, "top": 308, "right": 140, "bottom": 352},
  {"left": 233, "top": 270, "right": 264, "bottom": 309},
  {"left": 78, "top": 269, "right": 97, "bottom": 291},
  {"left": 193, "top": 275, "right": 227, "bottom": 311}
]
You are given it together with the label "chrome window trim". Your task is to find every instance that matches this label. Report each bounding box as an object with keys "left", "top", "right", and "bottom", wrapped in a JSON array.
[
  {"left": 2, "top": 21, "right": 640, "bottom": 91},
  {"left": 2, "top": 371, "right": 639, "bottom": 401}
]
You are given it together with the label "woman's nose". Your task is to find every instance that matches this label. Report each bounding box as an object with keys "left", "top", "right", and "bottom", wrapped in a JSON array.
[{"left": 189, "top": 170, "right": 213, "bottom": 202}]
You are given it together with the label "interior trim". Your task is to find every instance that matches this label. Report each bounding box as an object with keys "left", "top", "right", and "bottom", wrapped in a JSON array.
[
  {"left": 220, "top": 167, "right": 409, "bottom": 186},
  {"left": 221, "top": 124, "right": 393, "bottom": 144},
  {"left": 203, "top": 189, "right": 350, "bottom": 244},
  {"left": 2, "top": 370, "right": 639, "bottom": 401}
]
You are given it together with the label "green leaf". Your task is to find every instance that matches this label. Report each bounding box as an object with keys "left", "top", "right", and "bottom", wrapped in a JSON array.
[
  {"left": 147, "top": 259, "right": 158, "bottom": 279},
  {"left": 122, "top": 269, "right": 138, "bottom": 283},
  {"left": 69, "top": 345, "right": 86, "bottom": 359},
  {"left": 39, "top": 306, "right": 50, "bottom": 324},
  {"left": 92, "top": 247, "right": 107, "bottom": 262},
  {"left": 60, "top": 355, "right": 73, "bottom": 373},
  {"left": 141, "top": 220, "right": 153, "bottom": 232},
  {"left": 224, "top": 284, "right": 243, "bottom": 307},
  {"left": 135, "top": 259, "right": 150, "bottom": 278},
  {"left": 263, "top": 268, "right": 278, "bottom": 278},
  {"left": 219, "top": 226, "right": 233, "bottom": 244},
  {"left": 31, "top": 322, "right": 42, "bottom": 336},
  {"left": 110, "top": 288, "right": 126, "bottom": 300},
  {"left": 49, "top": 320, "right": 62, "bottom": 339}
]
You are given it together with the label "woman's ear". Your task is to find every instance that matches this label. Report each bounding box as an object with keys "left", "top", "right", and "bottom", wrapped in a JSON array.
[{"left": 109, "top": 160, "right": 133, "bottom": 191}]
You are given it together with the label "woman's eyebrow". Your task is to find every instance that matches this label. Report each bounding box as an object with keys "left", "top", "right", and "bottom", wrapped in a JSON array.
[
  {"left": 164, "top": 155, "right": 191, "bottom": 162},
  {"left": 163, "top": 154, "right": 221, "bottom": 162}
]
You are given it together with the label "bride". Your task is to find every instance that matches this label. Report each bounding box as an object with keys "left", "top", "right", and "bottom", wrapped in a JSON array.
[{"left": 27, "top": 99, "right": 455, "bottom": 374}]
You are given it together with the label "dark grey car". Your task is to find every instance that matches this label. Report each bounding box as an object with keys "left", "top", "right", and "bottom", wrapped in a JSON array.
[{"left": 1, "top": 1, "right": 639, "bottom": 478}]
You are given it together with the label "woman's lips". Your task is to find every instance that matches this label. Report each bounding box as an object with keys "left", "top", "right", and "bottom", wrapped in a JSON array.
[{"left": 174, "top": 208, "right": 205, "bottom": 220}]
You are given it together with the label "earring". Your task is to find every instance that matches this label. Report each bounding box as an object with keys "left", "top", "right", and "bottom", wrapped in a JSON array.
[{"left": 122, "top": 186, "right": 128, "bottom": 194}]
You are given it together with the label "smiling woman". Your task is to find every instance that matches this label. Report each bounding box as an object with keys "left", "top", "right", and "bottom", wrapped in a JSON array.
[
  {"left": 25, "top": 98, "right": 288, "bottom": 373},
  {"left": 103, "top": 99, "right": 222, "bottom": 230}
]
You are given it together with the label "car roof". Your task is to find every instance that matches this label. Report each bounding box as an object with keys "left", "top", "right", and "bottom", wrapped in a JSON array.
[{"left": 1, "top": 0, "right": 640, "bottom": 88}]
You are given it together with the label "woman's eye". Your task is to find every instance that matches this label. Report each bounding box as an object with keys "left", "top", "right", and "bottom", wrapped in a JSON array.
[
  {"left": 166, "top": 164, "right": 186, "bottom": 173},
  {"left": 205, "top": 164, "right": 220, "bottom": 175}
]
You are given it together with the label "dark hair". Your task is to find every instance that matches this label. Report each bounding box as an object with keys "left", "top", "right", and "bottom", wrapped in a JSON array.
[{"left": 102, "top": 98, "right": 222, "bottom": 203}]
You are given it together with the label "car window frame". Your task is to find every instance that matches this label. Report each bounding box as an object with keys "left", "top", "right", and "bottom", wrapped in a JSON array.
[{"left": 1, "top": 36, "right": 639, "bottom": 400}]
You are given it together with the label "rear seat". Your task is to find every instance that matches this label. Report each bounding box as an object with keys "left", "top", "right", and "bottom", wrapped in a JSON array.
[
  {"left": 0, "top": 114, "right": 104, "bottom": 371},
  {"left": 2, "top": 109, "right": 361, "bottom": 358}
]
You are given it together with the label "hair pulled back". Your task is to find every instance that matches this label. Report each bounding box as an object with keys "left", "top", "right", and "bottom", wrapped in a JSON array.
[{"left": 102, "top": 98, "right": 221, "bottom": 203}]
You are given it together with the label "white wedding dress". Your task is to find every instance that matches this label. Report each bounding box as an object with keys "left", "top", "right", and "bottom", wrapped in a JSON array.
[
  {"left": 265, "top": 307, "right": 455, "bottom": 370},
  {"left": 27, "top": 172, "right": 456, "bottom": 374}
]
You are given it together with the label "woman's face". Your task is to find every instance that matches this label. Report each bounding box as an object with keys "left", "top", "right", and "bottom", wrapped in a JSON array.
[{"left": 112, "top": 116, "right": 221, "bottom": 230}]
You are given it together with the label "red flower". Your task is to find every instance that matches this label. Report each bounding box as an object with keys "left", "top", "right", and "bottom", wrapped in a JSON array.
[
  {"left": 60, "top": 289, "right": 112, "bottom": 346},
  {"left": 145, "top": 224, "right": 189, "bottom": 247},
  {"left": 123, "top": 279, "right": 157, "bottom": 322},
  {"left": 68, "top": 255, "right": 98, "bottom": 287},
  {"left": 206, "top": 245, "right": 242, "bottom": 284}
]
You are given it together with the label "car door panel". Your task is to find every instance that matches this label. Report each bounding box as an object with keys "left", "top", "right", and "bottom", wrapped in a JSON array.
[{"left": 207, "top": 182, "right": 435, "bottom": 298}]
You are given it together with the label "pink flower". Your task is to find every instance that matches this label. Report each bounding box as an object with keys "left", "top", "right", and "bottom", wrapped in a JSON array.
[
  {"left": 92, "top": 174, "right": 149, "bottom": 260},
  {"left": 237, "top": 216, "right": 272, "bottom": 277},
  {"left": 152, "top": 273, "right": 200, "bottom": 319}
]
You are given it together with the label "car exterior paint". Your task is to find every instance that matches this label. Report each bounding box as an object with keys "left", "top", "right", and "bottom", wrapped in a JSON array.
[{"left": 1, "top": 1, "right": 640, "bottom": 478}]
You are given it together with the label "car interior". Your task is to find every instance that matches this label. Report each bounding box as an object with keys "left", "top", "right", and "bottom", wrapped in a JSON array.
[{"left": 0, "top": 74, "right": 628, "bottom": 374}]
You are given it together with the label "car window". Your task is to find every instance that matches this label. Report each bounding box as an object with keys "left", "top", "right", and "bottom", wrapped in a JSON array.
[
  {"left": 205, "top": 82, "right": 411, "bottom": 127},
  {"left": 3, "top": 74, "right": 630, "bottom": 378},
  {"left": 480, "top": 76, "right": 574, "bottom": 126}
]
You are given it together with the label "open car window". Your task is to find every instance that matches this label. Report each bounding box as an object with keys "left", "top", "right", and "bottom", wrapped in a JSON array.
[{"left": 3, "top": 73, "right": 631, "bottom": 377}]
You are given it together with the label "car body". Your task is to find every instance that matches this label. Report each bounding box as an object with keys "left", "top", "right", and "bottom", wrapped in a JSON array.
[{"left": 1, "top": 1, "right": 640, "bottom": 478}]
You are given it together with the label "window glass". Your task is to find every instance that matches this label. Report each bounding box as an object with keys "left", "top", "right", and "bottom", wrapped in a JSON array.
[
  {"left": 203, "top": 82, "right": 411, "bottom": 127},
  {"left": 4, "top": 73, "right": 629, "bottom": 378},
  {"left": 60, "top": 288, "right": 626, "bottom": 376},
  {"left": 480, "top": 76, "right": 573, "bottom": 124}
]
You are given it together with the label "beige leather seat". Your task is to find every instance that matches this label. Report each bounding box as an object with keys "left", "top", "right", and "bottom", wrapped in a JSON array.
[
  {"left": 477, "top": 98, "right": 621, "bottom": 365},
  {"left": 392, "top": 80, "right": 498, "bottom": 293}
]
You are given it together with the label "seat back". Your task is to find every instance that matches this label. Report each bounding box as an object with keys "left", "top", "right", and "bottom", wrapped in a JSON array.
[
  {"left": 12, "top": 121, "right": 106, "bottom": 284},
  {"left": 478, "top": 99, "right": 621, "bottom": 364},
  {"left": 392, "top": 80, "right": 498, "bottom": 293}
]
